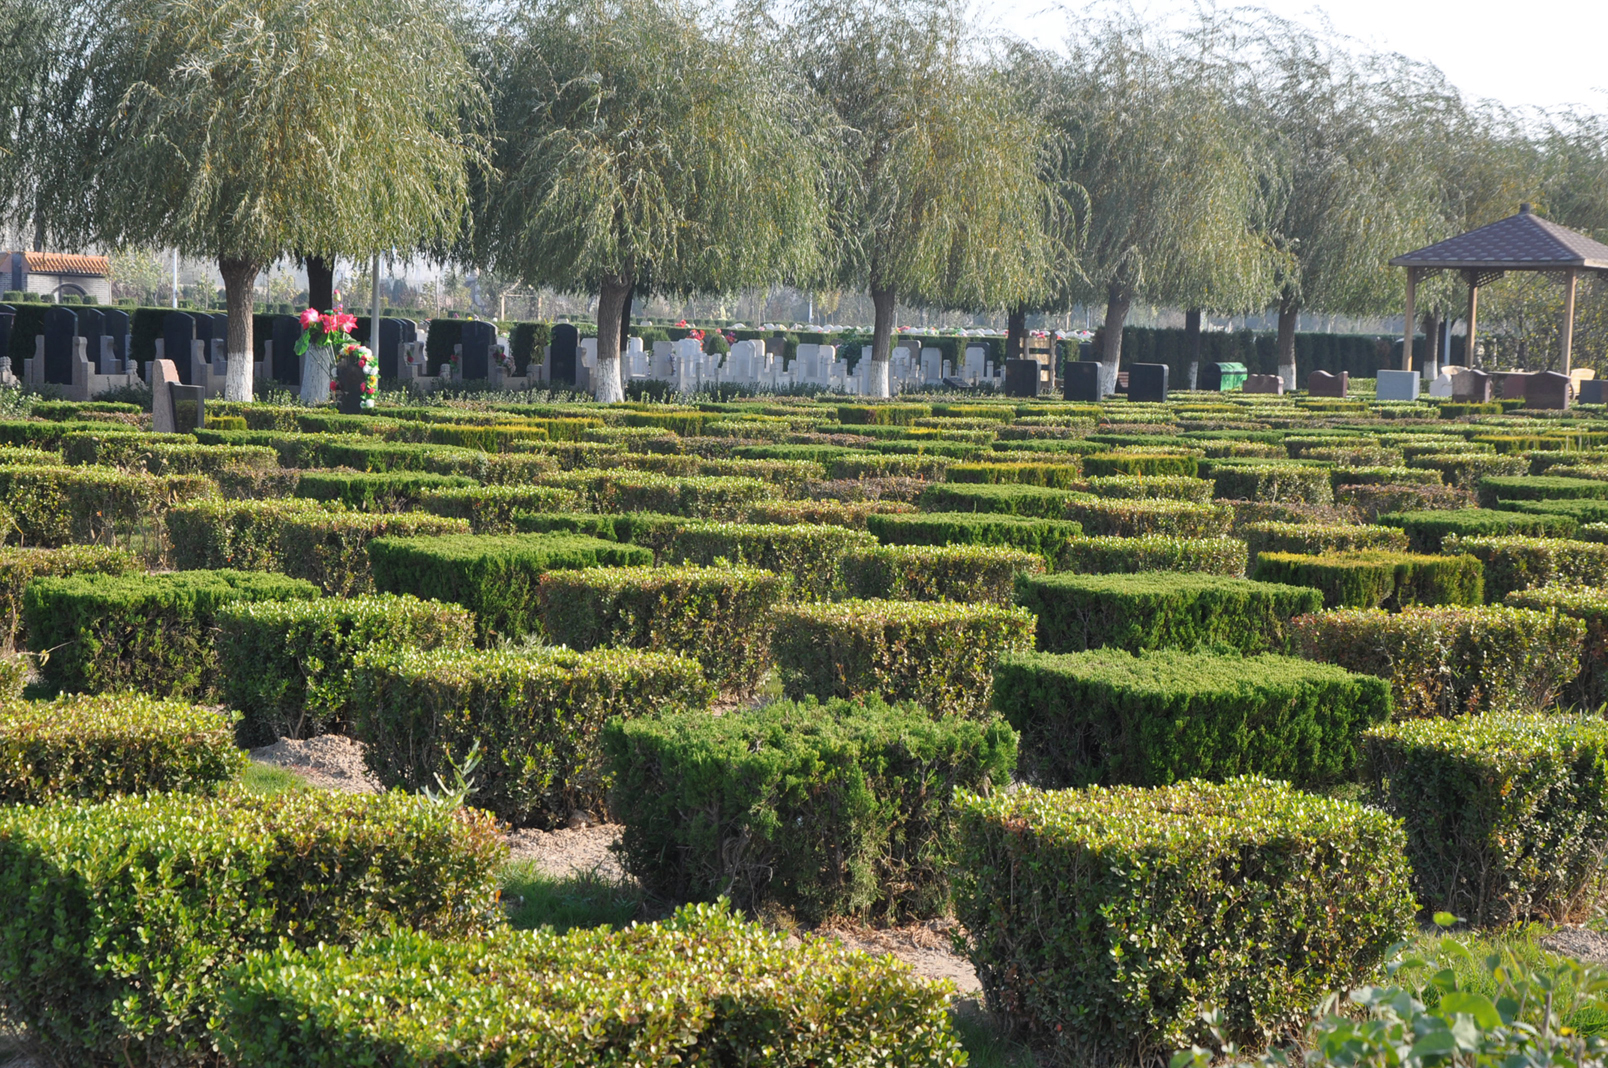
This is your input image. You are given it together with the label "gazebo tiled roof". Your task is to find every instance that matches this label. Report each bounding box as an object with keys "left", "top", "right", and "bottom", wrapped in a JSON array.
[
  {"left": 22, "top": 252, "right": 110, "bottom": 276},
  {"left": 1390, "top": 205, "right": 1608, "bottom": 272}
]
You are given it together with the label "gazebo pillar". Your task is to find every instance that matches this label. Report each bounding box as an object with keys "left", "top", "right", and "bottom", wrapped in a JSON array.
[
  {"left": 1465, "top": 273, "right": 1479, "bottom": 369},
  {"left": 1562, "top": 267, "right": 1578, "bottom": 373},
  {"left": 1401, "top": 267, "right": 1416, "bottom": 372}
]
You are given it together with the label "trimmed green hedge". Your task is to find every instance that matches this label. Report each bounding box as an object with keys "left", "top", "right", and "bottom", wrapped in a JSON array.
[
  {"left": 25, "top": 570, "right": 319, "bottom": 696},
  {"left": 293, "top": 470, "right": 476, "bottom": 512},
  {"left": 218, "top": 594, "right": 476, "bottom": 747},
  {"left": 953, "top": 779, "right": 1415, "bottom": 1064},
  {"left": 746, "top": 497, "right": 916, "bottom": 528},
  {"left": 0, "top": 464, "right": 215, "bottom": 547},
  {"left": 994, "top": 650, "right": 1390, "bottom": 789},
  {"left": 0, "top": 790, "right": 504, "bottom": 1067},
  {"left": 1080, "top": 474, "right": 1214, "bottom": 502},
  {"left": 825, "top": 453, "right": 952, "bottom": 480},
  {"left": 511, "top": 509, "right": 690, "bottom": 557},
  {"left": 1082, "top": 450, "right": 1200, "bottom": 477},
  {"left": 667, "top": 521, "right": 875, "bottom": 600},
  {"left": 945, "top": 461, "right": 1083, "bottom": 487},
  {"left": 606, "top": 697, "right": 1016, "bottom": 922},
  {"left": 415, "top": 484, "right": 583, "bottom": 533},
  {"left": 1016, "top": 572, "right": 1322, "bottom": 654},
  {"left": 1337, "top": 482, "right": 1473, "bottom": 520},
  {"left": 164, "top": 497, "right": 323, "bottom": 572},
  {"left": 1476, "top": 474, "right": 1608, "bottom": 509},
  {"left": 771, "top": 599, "right": 1035, "bottom": 718},
  {"left": 1239, "top": 520, "right": 1408, "bottom": 561},
  {"left": 349, "top": 645, "right": 710, "bottom": 827},
  {"left": 1251, "top": 550, "right": 1484, "bottom": 609},
  {"left": 867, "top": 510, "right": 1082, "bottom": 558},
  {"left": 538, "top": 565, "right": 784, "bottom": 693},
  {"left": 1500, "top": 497, "right": 1608, "bottom": 525},
  {"left": 839, "top": 544, "right": 1044, "bottom": 605},
  {"left": 219, "top": 903, "right": 960, "bottom": 1067},
  {"left": 0, "top": 693, "right": 246, "bottom": 803},
  {"left": 368, "top": 533, "right": 651, "bottom": 641},
  {"left": 1364, "top": 713, "right": 1608, "bottom": 926},
  {"left": 1378, "top": 508, "right": 1580, "bottom": 552},
  {"left": 1408, "top": 451, "right": 1530, "bottom": 488},
  {"left": 0, "top": 545, "right": 137, "bottom": 649},
  {"left": 1054, "top": 535, "right": 1248, "bottom": 577},
  {"left": 837, "top": 403, "right": 931, "bottom": 426},
  {"left": 915, "top": 481, "right": 1078, "bottom": 517},
  {"left": 1443, "top": 534, "right": 1608, "bottom": 601},
  {"left": 1295, "top": 606, "right": 1584, "bottom": 717},
  {"left": 1063, "top": 497, "right": 1233, "bottom": 538},
  {"left": 1210, "top": 463, "right": 1335, "bottom": 504},
  {"left": 1507, "top": 585, "right": 1608, "bottom": 707},
  {"left": 277, "top": 510, "right": 469, "bottom": 596}
]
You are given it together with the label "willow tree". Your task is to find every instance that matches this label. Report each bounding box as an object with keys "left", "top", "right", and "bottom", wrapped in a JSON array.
[
  {"left": 65, "top": 0, "right": 482, "bottom": 401},
  {"left": 1043, "top": 16, "right": 1277, "bottom": 393},
  {"left": 787, "top": 0, "right": 1057, "bottom": 397},
  {"left": 480, "top": 0, "right": 828, "bottom": 402}
]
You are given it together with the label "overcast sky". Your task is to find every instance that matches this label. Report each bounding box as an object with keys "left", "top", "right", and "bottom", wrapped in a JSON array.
[{"left": 985, "top": 0, "right": 1608, "bottom": 113}]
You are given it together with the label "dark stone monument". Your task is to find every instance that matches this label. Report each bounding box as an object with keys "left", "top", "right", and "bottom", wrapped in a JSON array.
[
  {"left": 0, "top": 305, "right": 12, "bottom": 370},
  {"left": 1307, "top": 370, "right": 1348, "bottom": 398},
  {"left": 1243, "top": 374, "right": 1284, "bottom": 395},
  {"left": 211, "top": 314, "right": 230, "bottom": 355},
  {"left": 1063, "top": 359, "right": 1103, "bottom": 402},
  {"left": 1127, "top": 362, "right": 1169, "bottom": 403},
  {"left": 42, "top": 305, "right": 77, "bottom": 384},
  {"left": 336, "top": 353, "right": 366, "bottom": 414},
  {"left": 459, "top": 320, "right": 495, "bottom": 380},
  {"left": 101, "top": 308, "right": 129, "bottom": 370},
  {"left": 1579, "top": 379, "right": 1608, "bottom": 406},
  {"left": 1451, "top": 368, "right": 1492, "bottom": 403},
  {"left": 1526, "top": 370, "right": 1572, "bottom": 410},
  {"left": 270, "top": 315, "right": 302, "bottom": 384},
  {"left": 1003, "top": 358, "right": 1040, "bottom": 398},
  {"left": 164, "top": 312, "right": 197, "bottom": 384},
  {"left": 169, "top": 383, "right": 205, "bottom": 430},
  {"left": 1499, "top": 372, "right": 1530, "bottom": 400},
  {"left": 549, "top": 323, "right": 579, "bottom": 385},
  {"left": 377, "top": 318, "right": 403, "bottom": 379},
  {"left": 75, "top": 306, "right": 107, "bottom": 371}
]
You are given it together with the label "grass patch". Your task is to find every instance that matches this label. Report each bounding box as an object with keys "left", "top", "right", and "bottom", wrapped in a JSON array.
[
  {"left": 500, "top": 862, "right": 645, "bottom": 934},
  {"left": 238, "top": 763, "right": 312, "bottom": 796},
  {"left": 951, "top": 1007, "right": 1034, "bottom": 1068},
  {"left": 1398, "top": 923, "right": 1608, "bottom": 1036}
]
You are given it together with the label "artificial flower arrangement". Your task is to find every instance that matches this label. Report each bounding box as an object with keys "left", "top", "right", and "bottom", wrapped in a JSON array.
[
  {"left": 294, "top": 302, "right": 358, "bottom": 356},
  {"left": 343, "top": 342, "right": 380, "bottom": 408}
]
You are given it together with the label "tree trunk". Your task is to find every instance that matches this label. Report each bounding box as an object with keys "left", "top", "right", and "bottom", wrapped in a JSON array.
[
  {"left": 219, "top": 256, "right": 260, "bottom": 403},
  {"left": 1421, "top": 311, "right": 1441, "bottom": 379},
  {"left": 869, "top": 285, "right": 897, "bottom": 399},
  {"left": 304, "top": 255, "right": 334, "bottom": 313},
  {"left": 1184, "top": 308, "right": 1202, "bottom": 389},
  {"left": 594, "top": 275, "right": 632, "bottom": 403},
  {"left": 1006, "top": 304, "right": 1027, "bottom": 362},
  {"left": 618, "top": 279, "right": 635, "bottom": 353},
  {"left": 1276, "top": 295, "right": 1298, "bottom": 391},
  {"left": 1099, "top": 282, "right": 1131, "bottom": 396}
]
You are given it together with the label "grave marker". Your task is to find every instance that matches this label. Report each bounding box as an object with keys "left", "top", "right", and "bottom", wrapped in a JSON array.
[
  {"left": 549, "top": 323, "right": 579, "bottom": 385},
  {"left": 163, "top": 312, "right": 196, "bottom": 384},
  {"left": 1526, "top": 370, "right": 1571, "bottom": 410},
  {"left": 42, "top": 305, "right": 76, "bottom": 384},
  {"left": 1063, "top": 360, "right": 1103, "bottom": 402},
  {"left": 1306, "top": 370, "right": 1347, "bottom": 398},
  {"left": 1127, "top": 363, "right": 1169, "bottom": 403}
]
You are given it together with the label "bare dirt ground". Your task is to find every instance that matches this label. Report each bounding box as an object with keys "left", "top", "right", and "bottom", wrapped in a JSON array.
[
  {"left": 249, "top": 734, "right": 379, "bottom": 793},
  {"left": 815, "top": 919, "right": 982, "bottom": 994},
  {"left": 506, "top": 822, "right": 625, "bottom": 880},
  {"left": 1540, "top": 926, "right": 1608, "bottom": 966}
]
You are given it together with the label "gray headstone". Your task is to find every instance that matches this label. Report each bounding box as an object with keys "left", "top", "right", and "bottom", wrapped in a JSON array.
[
  {"left": 1374, "top": 369, "right": 1420, "bottom": 401},
  {"left": 164, "top": 312, "right": 196, "bottom": 384},
  {"left": 42, "top": 305, "right": 77, "bottom": 384},
  {"left": 336, "top": 352, "right": 366, "bottom": 414},
  {"left": 75, "top": 307, "right": 107, "bottom": 372},
  {"left": 270, "top": 315, "right": 302, "bottom": 384},
  {"left": 211, "top": 314, "right": 230, "bottom": 352},
  {"left": 459, "top": 320, "right": 495, "bottom": 380},
  {"left": 1003, "top": 358, "right": 1040, "bottom": 398},
  {"left": 549, "top": 323, "right": 579, "bottom": 385},
  {"left": 1526, "top": 371, "right": 1571, "bottom": 411},
  {"left": 1128, "top": 363, "right": 1169, "bottom": 403},
  {"left": 1063, "top": 360, "right": 1103, "bottom": 402}
]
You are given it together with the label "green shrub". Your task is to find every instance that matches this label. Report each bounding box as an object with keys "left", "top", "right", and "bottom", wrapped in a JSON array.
[
  {"left": 277, "top": 510, "right": 469, "bottom": 596},
  {"left": 511, "top": 509, "right": 689, "bottom": 557},
  {"left": 1408, "top": 451, "right": 1531, "bottom": 489},
  {"left": 368, "top": 532, "right": 651, "bottom": 642},
  {"left": 953, "top": 779, "right": 1415, "bottom": 1064},
  {"left": 826, "top": 453, "right": 952, "bottom": 480},
  {"left": 538, "top": 565, "right": 784, "bottom": 693},
  {"left": 1329, "top": 465, "right": 1442, "bottom": 489},
  {"left": 1506, "top": 585, "right": 1608, "bottom": 708},
  {"left": 1211, "top": 463, "right": 1335, "bottom": 504},
  {"left": 867, "top": 510, "right": 1082, "bottom": 558},
  {"left": 945, "top": 461, "right": 1083, "bottom": 487},
  {"left": 839, "top": 544, "right": 1044, "bottom": 605},
  {"left": 0, "top": 417, "right": 141, "bottom": 449},
  {"left": 164, "top": 497, "right": 322, "bottom": 572},
  {"left": 543, "top": 470, "right": 773, "bottom": 518},
  {"left": 25, "top": 570, "right": 319, "bottom": 697},
  {"left": 0, "top": 790, "right": 504, "bottom": 1067},
  {"left": 1442, "top": 534, "right": 1608, "bottom": 601},
  {"left": 1252, "top": 550, "right": 1484, "bottom": 609},
  {"left": 0, "top": 693, "right": 246, "bottom": 803},
  {"left": 1295, "top": 606, "right": 1584, "bottom": 717},
  {"left": 219, "top": 902, "right": 960, "bottom": 1068},
  {"left": 1082, "top": 450, "right": 1201, "bottom": 477},
  {"left": 1476, "top": 474, "right": 1608, "bottom": 509},
  {"left": 1240, "top": 520, "right": 1408, "bottom": 561},
  {"left": 607, "top": 696, "right": 1014, "bottom": 923},
  {"left": 836, "top": 403, "right": 931, "bottom": 426},
  {"left": 1081, "top": 474, "right": 1214, "bottom": 502},
  {"left": 1501, "top": 497, "right": 1608, "bottom": 524},
  {"left": 417, "top": 483, "right": 583, "bottom": 533},
  {"left": 293, "top": 470, "right": 476, "bottom": 512},
  {"left": 1363, "top": 713, "right": 1608, "bottom": 926},
  {"left": 422, "top": 422, "right": 550, "bottom": 451},
  {"left": 348, "top": 645, "right": 709, "bottom": 827},
  {"left": 997, "top": 649, "right": 1390, "bottom": 791},
  {"left": 771, "top": 599, "right": 1035, "bottom": 718},
  {"left": 0, "top": 544, "right": 137, "bottom": 649},
  {"left": 667, "top": 521, "right": 875, "bottom": 600},
  {"left": 746, "top": 497, "right": 916, "bottom": 528},
  {"left": 1337, "top": 482, "right": 1472, "bottom": 520},
  {"left": 1017, "top": 572, "right": 1323, "bottom": 654},
  {"left": 1379, "top": 508, "right": 1580, "bottom": 552},
  {"left": 0, "top": 464, "right": 214, "bottom": 547},
  {"left": 218, "top": 595, "right": 476, "bottom": 746},
  {"left": 915, "top": 481, "right": 1079, "bottom": 517},
  {"left": 1055, "top": 534, "right": 1248, "bottom": 577},
  {"left": 1063, "top": 497, "right": 1234, "bottom": 538}
]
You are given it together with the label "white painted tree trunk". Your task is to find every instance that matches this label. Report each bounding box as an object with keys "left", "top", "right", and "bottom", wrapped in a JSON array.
[
  {"left": 225, "top": 351, "right": 252, "bottom": 402},
  {"left": 300, "top": 346, "right": 332, "bottom": 405},
  {"left": 594, "top": 352, "right": 625, "bottom": 403},
  {"left": 866, "top": 357, "right": 890, "bottom": 399}
]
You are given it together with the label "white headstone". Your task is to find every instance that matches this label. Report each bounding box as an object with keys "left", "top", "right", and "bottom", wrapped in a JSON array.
[{"left": 1376, "top": 369, "right": 1422, "bottom": 402}]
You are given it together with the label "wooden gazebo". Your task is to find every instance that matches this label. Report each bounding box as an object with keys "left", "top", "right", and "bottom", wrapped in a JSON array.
[{"left": 1390, "top": 204, "right": 1608, "bottom": 373}]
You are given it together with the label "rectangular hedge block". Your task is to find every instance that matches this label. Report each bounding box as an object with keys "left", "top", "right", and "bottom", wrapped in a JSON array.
[
  {"left": 915, "top": 482, "right": 1079, "bottom": 518},
  {"left": 1210, "top": 463, "right": 1335, "bottom": 504},
  {"left": 538, "top": 564, "right": 785, "bottom": 693},
  {"left": 276, "top": 510, "right": 469, "bottom": 596},
  {"left": 1082, "top": 450, "right": 1200, "bottom": 478},
  {"left": 953, "top": 779, "right": 1415, "bottom": 1064},
  {"left": 839, "top": 544, "right": 1044, "bottom": 605},
  {"left": 605, "top": 697, "right": 1017, "bottom": 922},
  {"left": 668, "top": 521, "right": 875, "bottom": 600},
  {"left": 945, "top": 461, "right": 1084, "bottom": 487},
  {"left": 1506, "top": 585, "right": 1608, "bottom": 707},
  {"left": 0, "top": 545, "right": 137, "bottom": 650},
  {"left": 867, "top": 510, "right": 1082, "bottom": 558},
  {"left": 0, "top": 693, "right": 246, "bottom": 803},
  {"left": 1444, "top": 534, "right": 1608, "bottom": 601},
  {"left": 368, "top": 532, "right": 650, "bottom": 641},
  {"left": 1063, "top": 497, "right": 1234, "bottom": 538},
  {"left": 348, "top": 644, "right": 711, "bottom": 827},
  {"left": 1016, "top": 572, "right": 1322, "bottom": 654},
  {"left": 771, "top": 599, "right": 1034, "bottom": 719},
  {"left": 1475, "top": 474, "right": 1608, "bottom": 509},
  {"left": 1295, "top": 605, "right": 1584, "bottom": 717},
  {"left": 1055, "top": 535, "right": 1247, "bottom": 577},
  {"left": 1364, "top": 713, "right": 1608, "bottom": 926},
  {"left": 1239, "top": 520, "right": 1408, "bottom": 562},
  {"left": 416, "top": 483, "right": 583, "bottom": 533},
  {"left": 0, "top": 464, "right": 215, "bottom": 547},
  {"left": 994, "top": 649, "right": 1390, "bottom": 789},
  {"left": 24, "top": 570, "right": 319, "bottom": 696},
  {"left": 1251, "top": 550, "right": 1484, "bottom": 609},
  {"left": 292, "top": 470, "right": 476, "bottom": 512},
  {"left": 1379, "top": 508, "right": 1580, "bottom": 552}
]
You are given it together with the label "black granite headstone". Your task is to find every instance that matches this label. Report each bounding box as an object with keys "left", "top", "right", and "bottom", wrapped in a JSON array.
[
  {"left": 42, "top": 305, "right": 77, "bottom": 384},
  {"left": 270, "top": 315, "right": 302, "bottom": 384},
  {"left": 459, "top": 320, "right": 495, "bottom": 380},
  {"left": 211, "top": 314, "right": 230, "bottom": 355},
  {"left": 377, "top": 318, "right": 403, "bottom": 379},
  {"left": 169, "top": 383, "right": 205, "bottom": 430},
  {"left": 1526, "top": 371, "right": 1572, "bottom": 411},
  {"left": 1127, "top": 363, "right": 1168, "bottom": 403},
  {"left": 75, "top": 307, "right": 107, "bottom": 372},
  {"left": 0, "top": 306, "right": 12, "bottom": 370},
  {"left": 101, "top": 308, "right": 129, "bottom": 369},
  {"left": 1063, "top": 359, "right": 1103, "bottom": 402},
  {"left": 1003, "top": 358, "right": 1040, "bottom": 398},
  {"left": 1580, "top": 380, "right": 1608, "bottom": 406},
  {"left": 336, "top": 353, "right": 365, "bottom": 414},
  {"left": 549, "top": 323, "right": 579, "bottom": 385},
  {"left": 163, "top": 312, "right": 197, "bottom": 384}
]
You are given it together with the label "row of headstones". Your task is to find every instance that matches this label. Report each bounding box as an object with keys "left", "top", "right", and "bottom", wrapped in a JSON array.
[{"left": 0, "top": 304, "right": 136, "bottom": 385}]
